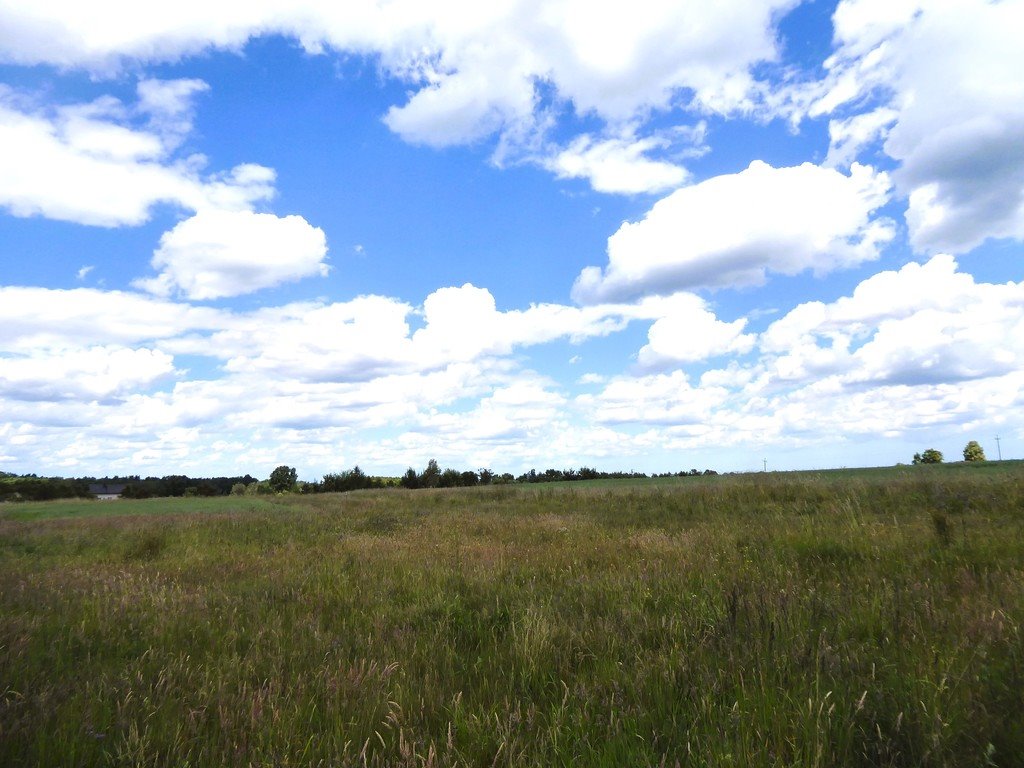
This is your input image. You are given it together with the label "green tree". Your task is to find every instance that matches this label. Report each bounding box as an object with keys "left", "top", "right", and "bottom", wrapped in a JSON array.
[
  {"left": 438, "top": 468, "right": 461, "bottom": 488},
  {"left": 963, "top": 440, "right": 986, "bottom": 462},
  {"left": 400, "top": 468, "right": 420, "bottom": 489},
  {"left": 421, "top": 459, "right": 441, "bottom": 489},
  {"left": 268, "top": 465, "right": 297, "bottom": 493},
  {"left": 912, "top": 448, "right": 944, "bottom": 465}
]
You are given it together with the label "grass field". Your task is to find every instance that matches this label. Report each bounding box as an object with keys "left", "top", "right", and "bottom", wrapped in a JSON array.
[{"left": 2, "top": 464, "right": 1023, "bottom": 766}]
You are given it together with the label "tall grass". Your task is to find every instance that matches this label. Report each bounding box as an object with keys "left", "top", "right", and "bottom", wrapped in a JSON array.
[{"left": 2, "top": 466, "right": 1022, "bottom": 766}]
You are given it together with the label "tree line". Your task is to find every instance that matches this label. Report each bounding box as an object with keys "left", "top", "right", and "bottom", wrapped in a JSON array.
[
  {"left": 0, "top": 461, "right": 718, "bottom": 502},
  {"left": 0, "top": 472, "right": 258, "bottom": 503},
  {"left": 298, "top": 460, "right": 716, "bottom": 493},
  {"left": 2, "top": 441, "right": 994, "bottom": 502}
]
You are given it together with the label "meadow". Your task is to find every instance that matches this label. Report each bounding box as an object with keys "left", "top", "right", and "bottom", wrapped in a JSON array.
[{"left": 1, "top": 463, "right": 1022, "bottom": 767}]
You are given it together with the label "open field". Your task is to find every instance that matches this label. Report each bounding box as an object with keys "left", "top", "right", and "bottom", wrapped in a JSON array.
[{"left": 2, "top": 464, "right": 1023, "bottom": 766}]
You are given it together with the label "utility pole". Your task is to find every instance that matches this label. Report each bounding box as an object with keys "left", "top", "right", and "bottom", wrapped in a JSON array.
[
  {"left": 763, "top": 458, "right": 767, "bottom": 473},
  {"left": 996, "top": 435, "right": 1002, "bottom": 461}
]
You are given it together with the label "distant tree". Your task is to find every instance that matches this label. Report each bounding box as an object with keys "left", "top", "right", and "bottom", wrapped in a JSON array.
[
  {"left": 478, "top": 468, "right": 494, "bottom": 485},
  {"left": 421, "top": 459, "right": 441, "bottom": 489},
  {"left": 122, "top": 483, "right": 153, "bottom": 499},
  {"left": 320, "top": 466, "right": 373, "bottom": 494},
  {"left": 268, "top": 465, "right": 298, "bottom": 493},
  {"left": 400, "top": 468, "right": 420, "bottom": 489},
  {"left": 963, "top": 441, "right": 986, "bottom": 462},
  {"left": 912, "top": 449, "right": 944, "bottom": 465},
  {"left": 518, "top": 469, "right": 538, "bottom": 483},
  {"left": 230, "top": 483, "right": 247, "bottom": 496},
  {"left": 438, "top": 468, "right": 461, "bottom": 488}
]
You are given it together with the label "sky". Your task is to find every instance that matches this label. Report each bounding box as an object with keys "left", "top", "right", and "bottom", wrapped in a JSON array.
[{"left": 1, "top": 0, "right": 1022, "bottom": 480}]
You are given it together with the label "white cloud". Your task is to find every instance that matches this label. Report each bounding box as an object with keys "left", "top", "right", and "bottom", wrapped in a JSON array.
[
  {"left": 136, "top": 78, "right": 209, "bottom": 148},
  {"left": 0, "top": 1, "right": 797, "bottom": 161},
  {"left": 0, "top": 85, "right": 273, "bottom": 227},
  {"left": 0, "top": 346, "right": 175, "bottom": 402},
  {"left": 375, "top": 0, "right": 798, "bottom": 163},
  {"left": 411, "top": 379, "right": 569, "bottom": 448},
  {"left": 0, "top": 278, "right": 759, "bottom": 474},
  {"left": 2, "top": 257, "right": 1022, "bottom": 476},
  {"left": 818, "top": 0, "right": 1024, "bottom": 253},
  {"left": 761, "top": 254, "right": 1024, "bottom": 388},
  {"left": 577, "top": 370, "right": 730, "bottom": 428},
  {"left": 572, "top": 254, "right": 1024, "bottom": 454},
  {"left": 213, "top": 295, "right": 419, "bottom": 382},
  {"left": 543, "top": 132, "right": 689, "bottom": 195},
  {"left": 825, "top": 107, "right": 898, "bottom": 169},
  {"left": 0, "top": 286, "right": 226, "bottom": 352},
  {"left": 134, "top": 209, "right": 329, "bottom": 300},
  {"left": 210, "top": 284, "right": 670, "bottom": 383},
  {"left": 573, "top": 161, "right": 894, "bottom": 303},
  {"left": 637, "top": 293, "right": 755, "bottom": 368},
  {"left": 0, "top": 84, "right": 332, "bottom": 298},
  {"left": 384, "top": 62, "right": 535, "bottom": 148}
]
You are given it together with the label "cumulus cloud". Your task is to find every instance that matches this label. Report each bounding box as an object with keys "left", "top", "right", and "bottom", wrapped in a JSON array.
[
  {"left": 0, "top": 280, "right": 752, "bottom": 456},
  {"left": 134, "top": 209, "right": 329, "bottom": 300},
  {"left": 573, "top": 161, "right": 894, "bottom": 303},
  {"left": 2, "top": 255, "right": 1022, "bottom": 475},
  {"left": 577, "top": 370, "right": 730, "bottom": 428},
  {"left": 543, "top": 131, "right": 690, "bottom": 195},
  {"left": 818, "top": 0, "right": 1024, "bottom": 253},
  {"left": 825, "top": 108, "right": 898, "bottom": 169},
  {"left": 0, "top": 85, "right": 273, "bottom": 226},
  {"left": 760, "top": 254, "right": 1024, "bottom": 388},
  {"left": 0, "top": 286, "right": 226, "bottom": 352},
  {"left": 0, "top": 346, "right": 175, "bottom": 402},
  {"left": 211, "top": 284, "right": 684, "bottom": 382},
  {"left": 0, "top": 83, "right": 335, "bottom": 298},
  {"left": 637, "top": 294, "right": 756, "bottom": 368},
  {"left": 0, "top": 0, "right": 797, "bottom": 163},
  {"left": 412, "top": 379, "right": 569, "bottom": 447},
  {"left": 574, "top": 254, "right": 1024, "bottom": 451}
]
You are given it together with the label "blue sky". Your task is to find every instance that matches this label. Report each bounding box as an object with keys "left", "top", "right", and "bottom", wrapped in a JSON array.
[{"left": 1, "top": 0, "right": 1022, "bottom": 479}]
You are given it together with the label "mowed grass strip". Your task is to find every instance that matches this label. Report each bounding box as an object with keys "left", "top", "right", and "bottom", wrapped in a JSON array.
[{"left": 1, "top": 466, "right": 1023, "bottom": 767}]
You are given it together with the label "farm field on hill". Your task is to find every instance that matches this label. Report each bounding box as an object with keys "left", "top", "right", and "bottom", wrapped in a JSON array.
[{"left": 2, "top": 466, "right": 1023, "bottom": 767}]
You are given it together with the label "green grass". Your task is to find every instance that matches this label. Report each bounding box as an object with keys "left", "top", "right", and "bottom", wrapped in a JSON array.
[
  {"left": 0, "top": 494, "right": 281, "bottom": 521},
  {"left": 2, "top": 466, "right": 1023, "bottom": 766}
]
